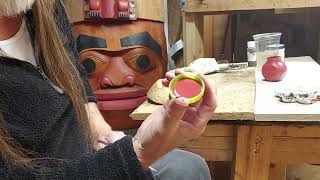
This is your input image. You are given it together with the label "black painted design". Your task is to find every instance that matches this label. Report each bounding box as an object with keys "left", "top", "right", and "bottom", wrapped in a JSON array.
[
  {"left": 120, "top": 32, "right": 162, "bottom": 58},
  {"left": 136, "top": 55, "right": 151, "bottom": 71},
  {"left": 77, "top": 34, "right": 107, "bottom": 52},
  {"left": 82, "top": 58, "right": 96, "bottom": 74}
]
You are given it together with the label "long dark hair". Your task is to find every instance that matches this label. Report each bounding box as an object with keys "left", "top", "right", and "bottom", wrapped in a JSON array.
[{"left": 0, "top": 0, "right": 90, "bottom": 166}]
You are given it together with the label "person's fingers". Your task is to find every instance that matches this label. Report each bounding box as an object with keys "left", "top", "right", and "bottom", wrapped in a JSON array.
[
  {"left": 162, "top": 78, "right": 170, "bottom": 87},
  {"left": 191, "top": 74, "right": 217, "bottom": 121},
  {"left": 198, "top": 74, "right": 217, "bottom": 109},
  {"left": 163, "top": 97, "right": 189, "bottom": 125},
  {"left": 174, "top": 69, "right": 184, "bottom": 75},
  {"left": 164, "top": 71, "right": 176, "bottom": 81}
]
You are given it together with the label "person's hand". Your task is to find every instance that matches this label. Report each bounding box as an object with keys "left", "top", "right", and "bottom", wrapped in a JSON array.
[
  {"left": 94, "top": 131, "right": 126, "bottom": 150},
  {"left": 133, "top": 70, "right": 217, "bottom": 169}
]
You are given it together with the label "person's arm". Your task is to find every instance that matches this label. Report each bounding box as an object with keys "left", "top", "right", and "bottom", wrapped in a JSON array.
[
  {"left": 56, "top": 1, "right": 119, "bottom": 145},
  {"left": 1, "top": 136, "right": 151, "bottom": 180}
]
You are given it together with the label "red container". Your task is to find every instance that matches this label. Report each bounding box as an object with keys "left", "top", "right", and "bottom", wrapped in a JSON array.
[{"left": 262, "top": 56, "right": 287, "bottom": 82}]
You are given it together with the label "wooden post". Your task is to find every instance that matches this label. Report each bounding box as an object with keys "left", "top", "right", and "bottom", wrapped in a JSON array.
[
  {"left": 246, "top": 126, "right": 272, "bottom": 180},
  {"left": 232, "top": 126, "right": 250, "bottom": 180},
  {"left": 182, "top": 12, "right": 204, "bottom": 67},
  {"left": 269, "top": 162, "right": 287, "bottom": 180}
]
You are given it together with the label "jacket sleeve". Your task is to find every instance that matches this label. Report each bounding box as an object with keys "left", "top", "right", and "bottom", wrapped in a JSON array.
[
  {"left": 0, "top": 136, "right": 152, "bottom": 180},
  {"left": 55, "top": 0, "right": 97, "bottom": 102}
]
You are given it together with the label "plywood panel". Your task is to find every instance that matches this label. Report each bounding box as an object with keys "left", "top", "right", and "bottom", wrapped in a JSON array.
[
  {"left": 131, "top": 68, "right": 255, "bottom": 121},
  {"left": 255, "top": 56, "right": 320, "bottom": 121}
]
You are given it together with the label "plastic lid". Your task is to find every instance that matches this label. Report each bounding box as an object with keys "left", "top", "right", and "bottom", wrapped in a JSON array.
[
  {"left": 169, "top": 73, "right": 205, "bottom": 104},
  {"left": 247, "top": 41, "right": 255, "bottom": 48}
]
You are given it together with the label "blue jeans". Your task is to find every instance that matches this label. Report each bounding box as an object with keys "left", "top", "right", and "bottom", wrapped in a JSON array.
[
  {"left": 124, "top": 129, "right": 211, "bottom": 180},
  {"left": 150, "top": 149, "right": 211, "bottom": 180}
]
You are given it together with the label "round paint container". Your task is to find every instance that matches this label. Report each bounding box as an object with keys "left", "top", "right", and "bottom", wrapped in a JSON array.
[{"left": 169, "top": 73, "right": 205, "bottom": 104}]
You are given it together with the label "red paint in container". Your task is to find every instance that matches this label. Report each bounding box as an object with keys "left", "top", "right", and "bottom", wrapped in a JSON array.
[
  {"left": 173, "top": 79, "right": 202, "bottom": 98},
  {"left": 169, "top": 73, "right": 205, "bottom": 104}
]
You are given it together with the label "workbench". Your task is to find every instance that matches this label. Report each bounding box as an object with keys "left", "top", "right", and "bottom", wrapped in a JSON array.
[
  {"left": 180, "top": 0, "right": 320, "bottom": 66},
  {"left": 130, "top": 56, "right": 320, "bottom": 180}
]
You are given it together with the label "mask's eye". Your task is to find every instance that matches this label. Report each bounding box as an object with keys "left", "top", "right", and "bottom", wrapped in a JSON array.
[
  {"left": 137, "top": 55, "right": 152, "bottom": 71},
  {"left": 82, "top": 58, "right": 96, "bottom": 74},
  {"left": 127, "top": 54, "right": 153, "bottom": 73}
]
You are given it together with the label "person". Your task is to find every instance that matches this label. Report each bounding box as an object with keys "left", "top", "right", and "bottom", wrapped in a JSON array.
[{"left": 0, "top": 0, "right": 217, "bottom": 179}]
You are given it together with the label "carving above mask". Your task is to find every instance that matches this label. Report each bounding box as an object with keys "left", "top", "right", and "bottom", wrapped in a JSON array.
[
  {"left": 65, "top": 0, "right": 164, "bottom": 23},
  {"left": 83, "top": 0, "right": 137, "bottom": 20}
]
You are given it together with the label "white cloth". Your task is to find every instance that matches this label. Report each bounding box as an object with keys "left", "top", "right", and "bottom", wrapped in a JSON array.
[{"left": 0, "top": 18, "right": 36, "bottom": 66}]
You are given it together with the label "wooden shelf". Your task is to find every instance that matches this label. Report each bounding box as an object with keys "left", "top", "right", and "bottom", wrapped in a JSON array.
[
  {"left": 182, "top": 0, "right": 320, "bottom": 13},
  {"left": 181, "top": 0, "right": 320, "bottom": 67}
]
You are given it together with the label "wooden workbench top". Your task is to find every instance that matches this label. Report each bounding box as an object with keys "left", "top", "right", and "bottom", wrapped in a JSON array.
[
  {"left": 130, "top": 67, "right": 256, "bottom": 121},
  {"left": 255, "top": 56, "right": 320, "bottom": 121},
  {"left": 131, "top": 56, "right": 320, "bottom": 122}
]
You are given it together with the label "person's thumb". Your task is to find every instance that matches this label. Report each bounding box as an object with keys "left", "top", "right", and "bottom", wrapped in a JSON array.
[{"left": 163, "top": 97, "right": 189, "bottom": 125}]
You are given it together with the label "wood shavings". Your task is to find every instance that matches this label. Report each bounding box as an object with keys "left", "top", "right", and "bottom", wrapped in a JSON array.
[
  {"left": 181, "top": 58, "right": 220, "bottom": 74},
  {"left": 275, "top": 90, "right": 319, "bottom": 105}
]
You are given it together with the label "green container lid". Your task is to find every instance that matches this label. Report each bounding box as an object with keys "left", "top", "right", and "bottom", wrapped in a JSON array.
[{"left": 169, "top": 73, "right": 205, "bottom": 104}]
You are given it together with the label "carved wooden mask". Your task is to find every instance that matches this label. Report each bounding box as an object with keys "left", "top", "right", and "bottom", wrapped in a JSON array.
[{"left": 73, "top": 20, "right": 168, "bottom": 129}]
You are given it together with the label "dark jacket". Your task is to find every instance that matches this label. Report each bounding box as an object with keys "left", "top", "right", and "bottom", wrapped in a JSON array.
[{"left": 0, "top": 1, "right": 151, "bottom": 179}]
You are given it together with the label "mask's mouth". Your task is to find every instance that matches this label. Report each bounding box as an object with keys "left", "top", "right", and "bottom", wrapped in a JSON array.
[{"left": 94, "top": 86, "right": 147, "bottom": 111}]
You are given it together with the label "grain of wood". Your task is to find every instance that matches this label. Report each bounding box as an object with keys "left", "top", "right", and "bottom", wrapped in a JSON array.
[
  {"left": 272, "top": 126, "right": 320, "bottom": 138},
  {"left": 204, "top": 16, "right": 214, "bottom": 57},
  {"left": 131, "top": 68, "right": 255, "bottom": 121},
  {"left": 246, "top": 126, "right": 272, "bottom": 180},
  {"left": 271, "top": 151, "right": 320, "bottom": 164},
  {"left": 182, "top": 12, "right": 204, "bottom": 67},
  {"left": 269, "top": 162, "right": 287, "bottom": 180},
  {"left": 182, "top": 0, "right": 320, "bottom": 13},
  {"left": 203, "top": 125, "right": 236, "bottom": 137},
  {"left": 232, "top": 126, "right": 250, "bottom": 180},
  {"left": 272, "top": 137, "right": 320, "bottom": 152},
  {"left": 182, "top": 137, "right": 234, "bottom": 149}
]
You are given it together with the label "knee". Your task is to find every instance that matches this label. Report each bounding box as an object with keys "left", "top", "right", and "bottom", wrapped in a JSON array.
[{"left": 155, "top": 150, "right": 211, "bottom": 180}]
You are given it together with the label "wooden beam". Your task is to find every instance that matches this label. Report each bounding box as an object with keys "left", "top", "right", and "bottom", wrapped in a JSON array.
[
  {"left": 182, "top": 0, "right": 274, "bottom": 13},
  {"left": 182, "top": 0, "right": 320, "bottom": 13},
  {"left": 204, "top": 16, "right": 214, "bottom": 57},
  {"left": 246, "top": 126, "right": 272, "bottom": 180},
  {"left": 181, "top": 137, "right": 234, "bottom": 149},
  {"left": 272, "top": 137, "right": 320, "bottom": 152},
  {"left": 182, "top": 12, "right": 204, "bottom": 67},
  {"left": 271, "top": 151, "right": 320, "bottom": 164},
  {"left": 269, "top": 162, "right": 287, "bottom": 180},
  {"left": 203, "top": 125, "right": 235, "bottom": 137},
  {"left": 272, "top": 126, "right": 320, "bottom": 138},
  {"left": 232, "top": 126, "right": 250, "bottom": 180}
]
